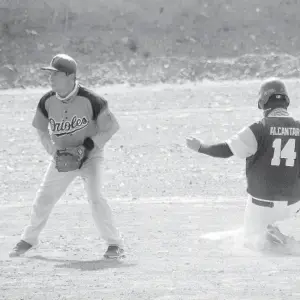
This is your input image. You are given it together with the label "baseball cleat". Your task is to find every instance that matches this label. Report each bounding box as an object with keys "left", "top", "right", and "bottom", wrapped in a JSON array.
[
  {"left": 266, "top": 225, "right": 286, "bottom": 244},
  {"left": 260, "top": 225, "right": 300, "bottom": 254},
  {"left": 9, "top": 240, "right": 33, "bottom": 257},
  {"left": 266, "top": 225, "right": 291, "bottom": 245},
  {"left": 103, "top": 245, "right": 125, "bottom": 259},
  {"left": 265, "top": 225, "right": 299, "bottom": 248}
]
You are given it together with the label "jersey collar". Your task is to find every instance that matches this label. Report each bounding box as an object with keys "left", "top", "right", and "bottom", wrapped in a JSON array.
[
  {"left": 56, "top": 81, "right": 79, "bottom": 102},
  {"left": 266, "top": 108, "right": 290, "bottom": 117}
]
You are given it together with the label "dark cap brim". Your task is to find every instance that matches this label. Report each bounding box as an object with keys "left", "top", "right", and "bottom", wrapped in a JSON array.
[{"left": 40, "top": 66, "right": 59, "bottom": 71}]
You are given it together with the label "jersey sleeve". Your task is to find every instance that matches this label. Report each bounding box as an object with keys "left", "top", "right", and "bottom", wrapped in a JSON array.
[
  {"left": 77, "top": 86, "right": 108, "bottom": 120},
  {"left": 96, "top": 107, "right": 119, "bottom": 132},
  {"left": 227, "top": 124, "right": 260, "bottom": 159},
  {"left": 32, "top": 91, "right": 54, "bottom": 132},
  {"left": 78, "top": 86, "right": 120, "bottom": 148}
]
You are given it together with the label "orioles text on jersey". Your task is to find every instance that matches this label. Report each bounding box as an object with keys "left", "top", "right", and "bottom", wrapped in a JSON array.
[{"left": 49, "top": 115, "right": 89, "bottom": 137}]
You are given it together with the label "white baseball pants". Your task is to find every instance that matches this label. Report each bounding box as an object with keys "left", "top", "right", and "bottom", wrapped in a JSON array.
[
  {"left": 243, "top": 195, "right": 300, "bottom": 240},
  {"left": 21, "top": 156, "right": 123, "bottom": 247}
]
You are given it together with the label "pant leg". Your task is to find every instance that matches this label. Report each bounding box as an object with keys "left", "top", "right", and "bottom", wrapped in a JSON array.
[
  {"left": 243, "top": 196, "right": 276, "bottom": 237},
  {"left": 80, "top": 156, "right": 123, "bottom": 247},
  {"left": 243, "top": 195, "right": 290, "bottom": 246},
  {"left": 21, "top": 160, "right": 77, "bottom": 245}
]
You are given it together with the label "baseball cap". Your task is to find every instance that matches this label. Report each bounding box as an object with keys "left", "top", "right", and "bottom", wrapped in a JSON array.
[
  {"left": 258, "top": 77, "right": 290, "bottom": 109},
  {"left": 41, "top": 54, "right": 77, "bottom": 74}
]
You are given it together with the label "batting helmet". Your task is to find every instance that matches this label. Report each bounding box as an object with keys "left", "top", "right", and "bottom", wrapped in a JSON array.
[{"left": 258, "top": 78, "right": 290, "bottom": 109}]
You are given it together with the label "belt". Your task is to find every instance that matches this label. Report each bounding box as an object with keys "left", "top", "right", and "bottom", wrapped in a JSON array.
[
  {"left": 252, "top": 197, "right": 300, "bottom": 208},
  {"left": 252, "top": 198, "right": 274, "bottom": 208}
]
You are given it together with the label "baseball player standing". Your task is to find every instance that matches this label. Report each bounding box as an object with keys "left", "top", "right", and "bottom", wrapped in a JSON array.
[
  {"left": 187, "top": 78, "right": 300, "bottom": 251},
  {"left": 9, "top": 54, "right": 125, "bottom": 259}
]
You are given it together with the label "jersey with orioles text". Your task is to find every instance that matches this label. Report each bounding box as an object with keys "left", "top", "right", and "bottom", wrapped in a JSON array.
[{"left": 32, "top": 85, "right": 107, "bottom": 150}]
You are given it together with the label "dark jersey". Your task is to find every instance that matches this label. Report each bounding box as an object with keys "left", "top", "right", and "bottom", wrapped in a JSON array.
[{"left": 246, "top": 117, "right": 300, "bottom": 202}]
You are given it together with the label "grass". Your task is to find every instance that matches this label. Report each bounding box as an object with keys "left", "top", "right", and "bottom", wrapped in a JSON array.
[
  {"left": 2, "top": 0, "right": 300, "bottom": 89},
  {"left": 1, "top": 80, "right": 300, "bottom": 299}
]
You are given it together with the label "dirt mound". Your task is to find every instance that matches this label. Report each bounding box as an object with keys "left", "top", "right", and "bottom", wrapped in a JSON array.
[{"left": 1, "top": 0, "right": 300, "bottom": 88}]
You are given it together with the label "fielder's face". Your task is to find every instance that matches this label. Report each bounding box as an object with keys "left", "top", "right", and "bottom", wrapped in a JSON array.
[{"left": 49, "top": 71, "right": 74, "bottom": 96}]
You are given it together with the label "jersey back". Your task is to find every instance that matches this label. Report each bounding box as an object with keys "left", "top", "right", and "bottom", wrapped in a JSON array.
[{"left": 247, "top": 116, "right": 300, "bottom": 201}]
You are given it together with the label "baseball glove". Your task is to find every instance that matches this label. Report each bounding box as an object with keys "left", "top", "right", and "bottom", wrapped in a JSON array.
[
  {"left": 55, "top": 145, "right": 87, "bottom": 172},
  {"left": 55, "top": 137, "right": 95, "bottom": 172}
]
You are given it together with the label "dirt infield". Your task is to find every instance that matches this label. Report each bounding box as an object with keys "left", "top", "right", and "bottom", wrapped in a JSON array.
[{"left": 1, "top": 81, "right": 300, "bottom": 299}]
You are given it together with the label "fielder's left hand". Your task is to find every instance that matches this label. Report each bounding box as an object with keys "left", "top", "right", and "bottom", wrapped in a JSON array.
[{"left": 186, "top": 137, "right": 202, "bottom": 152}]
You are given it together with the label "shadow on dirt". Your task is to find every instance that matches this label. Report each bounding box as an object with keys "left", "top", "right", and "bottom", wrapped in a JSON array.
[{"left": 28, "top": 255, "right": 138, "bottom": 271}]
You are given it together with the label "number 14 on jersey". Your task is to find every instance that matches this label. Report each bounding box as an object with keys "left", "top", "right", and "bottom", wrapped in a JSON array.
[{"left": 271, "top": 138, "right": 297, "bottom": 167}]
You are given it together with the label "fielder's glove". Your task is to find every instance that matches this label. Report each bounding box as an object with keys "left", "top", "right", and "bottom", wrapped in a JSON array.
[{"left": 55, "top": 137, "right": 94, "bottom": 172}]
